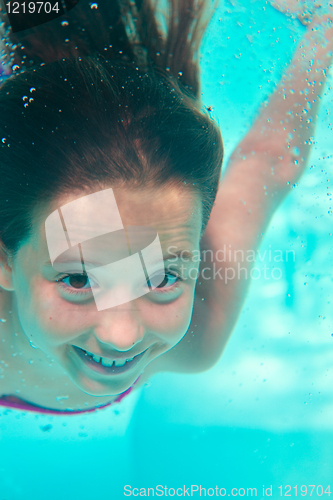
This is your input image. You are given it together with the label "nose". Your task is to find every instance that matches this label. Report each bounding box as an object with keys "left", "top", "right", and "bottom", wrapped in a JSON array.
[{"left": 93, "top": 302, "right": 145, "bottom": 351}]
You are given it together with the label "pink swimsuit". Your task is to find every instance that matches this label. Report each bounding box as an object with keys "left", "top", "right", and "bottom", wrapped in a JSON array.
[{"left": 0, "top": 377, "right": 140, "bottom": 415}]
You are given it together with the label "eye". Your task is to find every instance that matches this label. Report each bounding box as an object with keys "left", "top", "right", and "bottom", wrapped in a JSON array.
[
  {"left": 56, "top": 273, "right": 95, "bottom": 297},
  {"left": 147, "top": 271, "right": 181, "bottom": 292},
  {"left": 65, "top": 274, "right": 89, "bottom": 289}
]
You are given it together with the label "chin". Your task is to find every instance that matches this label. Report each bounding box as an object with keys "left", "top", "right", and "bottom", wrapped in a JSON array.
[{"left": 66, "top": 362, "right": 135, "bottom": 397}]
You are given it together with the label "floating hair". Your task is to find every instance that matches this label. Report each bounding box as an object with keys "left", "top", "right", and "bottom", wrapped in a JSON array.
[{"left": 0, "top": 0, "right": 217, "bottom": 98}]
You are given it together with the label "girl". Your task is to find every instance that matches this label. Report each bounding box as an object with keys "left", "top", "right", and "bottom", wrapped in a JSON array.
[{"left": 0, "top": 0, "right": 332, "bottom": 414}]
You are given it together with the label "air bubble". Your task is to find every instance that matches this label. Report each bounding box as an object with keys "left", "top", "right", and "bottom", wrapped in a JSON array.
[
  {"left": 90, "top": 2, "right": 98, "bottom": 8},
  {"left": 56, "top": 395, "right": 69, "bottom": 401},
  {"left": 29, "top": 87, "right": 36, "bottom": 92},
  {"left": 40, "top": 424, "right": 53, "bottom": 432},
  {"left": 61, "top": 20, "right": 69, "bottom": 26}
]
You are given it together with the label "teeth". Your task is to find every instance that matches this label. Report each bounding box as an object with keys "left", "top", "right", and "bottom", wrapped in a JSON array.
[
  {"left": 82, "top": 348, "right": 137, "bottom": 368},
  {"left": 114, "top": 359, "right": 127, "bottom": 367},
  {"left": 101, "top": 357, "right": 114, "bottom": 367}
]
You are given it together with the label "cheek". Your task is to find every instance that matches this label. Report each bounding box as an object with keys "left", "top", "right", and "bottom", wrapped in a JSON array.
[
  {"left": 141, "top": 291, "right": 195, "bottom": 344},
  {"left": 13, "top": 274, "right": 89, "bottom": 344}
]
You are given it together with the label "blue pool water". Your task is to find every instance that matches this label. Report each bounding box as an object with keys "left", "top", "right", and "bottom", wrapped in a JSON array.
[{"left": 1, "top": 0, "right": 333, "bottom": 498}]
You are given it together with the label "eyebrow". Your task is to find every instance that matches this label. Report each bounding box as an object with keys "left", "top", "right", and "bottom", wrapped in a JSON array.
[
  {"left": 163, "top": 250, "right": 195, "bottom": 262},
  {"left": 43, "top": 250, "right": 195, "bottom": 267}
]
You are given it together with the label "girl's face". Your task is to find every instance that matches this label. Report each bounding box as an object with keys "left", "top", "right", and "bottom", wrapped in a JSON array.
[{"left": 6, "top": 185, "right": 202, "bottom": 397}]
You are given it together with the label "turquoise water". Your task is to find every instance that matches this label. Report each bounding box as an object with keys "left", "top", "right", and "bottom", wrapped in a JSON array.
[{"left": 1, "top": 1, "right": 333, "bottom": 498}]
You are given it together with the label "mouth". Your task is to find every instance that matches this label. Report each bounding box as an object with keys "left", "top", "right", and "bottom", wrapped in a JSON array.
[{"left": 72, "top": 346, "right": 148, "bottom": 375}]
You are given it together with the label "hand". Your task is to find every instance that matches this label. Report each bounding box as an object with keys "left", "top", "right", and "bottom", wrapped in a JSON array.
[{"left": 268, "top": 0, "right": 324, "bottom": 25}]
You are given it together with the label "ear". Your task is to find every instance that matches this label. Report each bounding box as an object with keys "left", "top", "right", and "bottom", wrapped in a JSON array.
[{"left": 0, "top": 243, "right": 15, "bottom": 291}]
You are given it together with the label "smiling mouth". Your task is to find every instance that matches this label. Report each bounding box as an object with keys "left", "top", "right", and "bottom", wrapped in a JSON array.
[{"left": 73, "top": 346, "right": 148, "bottom": 375}]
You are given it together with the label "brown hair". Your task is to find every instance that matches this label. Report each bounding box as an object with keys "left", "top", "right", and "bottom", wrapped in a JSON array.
[{"left": 0, "top": 0, "right": 223, "bottom": 256}]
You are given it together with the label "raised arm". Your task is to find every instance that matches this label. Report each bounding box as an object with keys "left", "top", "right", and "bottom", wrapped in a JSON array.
[{"left": 197, "top": 4, "right": 333, "bottom": 364}]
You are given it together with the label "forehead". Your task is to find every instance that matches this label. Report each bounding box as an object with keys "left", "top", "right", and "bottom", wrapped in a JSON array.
[{"left": 33, "top": 184, "right": 202, "bottom": 253}]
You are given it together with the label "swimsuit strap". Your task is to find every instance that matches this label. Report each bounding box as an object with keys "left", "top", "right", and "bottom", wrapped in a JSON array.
[{"left": 0, "top": 376, "right": 140, "bottom": 415}]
